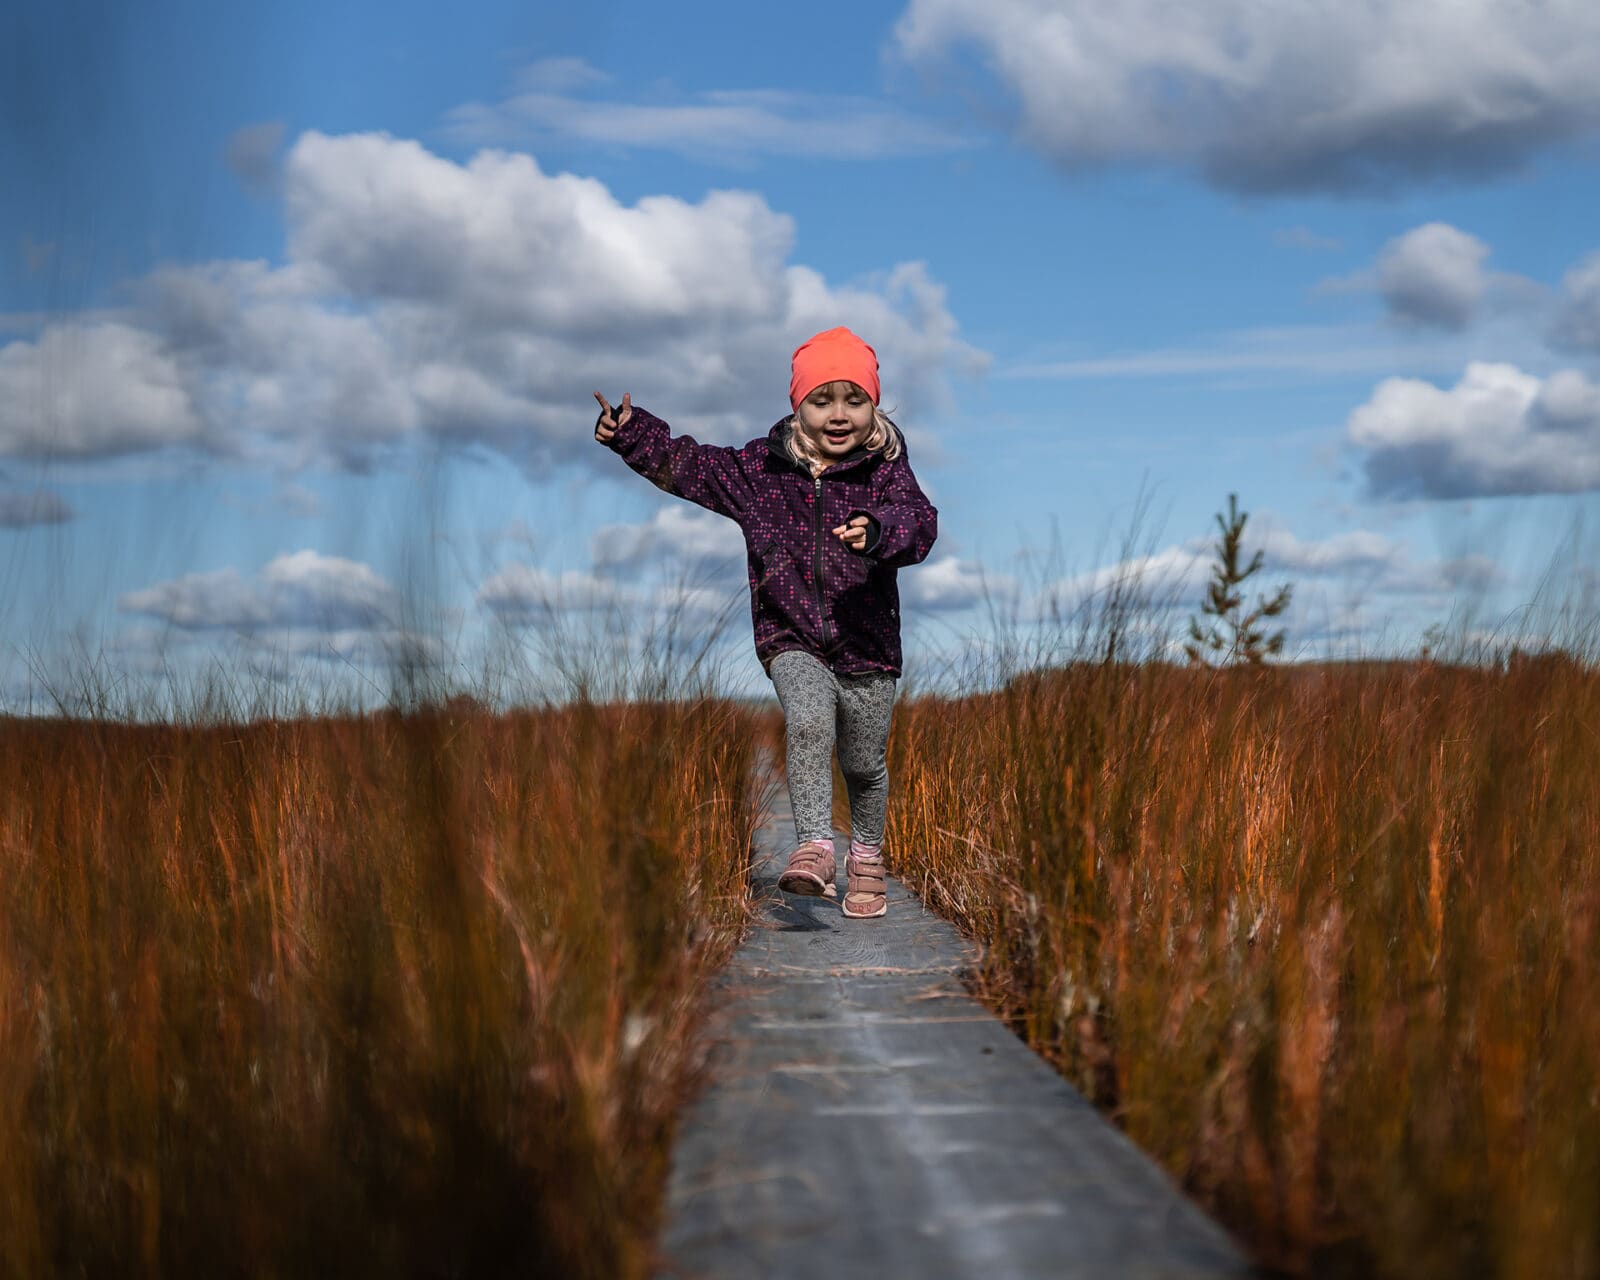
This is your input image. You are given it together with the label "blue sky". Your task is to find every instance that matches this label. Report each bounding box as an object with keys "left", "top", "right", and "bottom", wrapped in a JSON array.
[{"left": 5, "top": 0, "right": 1600, "bottom": 708}]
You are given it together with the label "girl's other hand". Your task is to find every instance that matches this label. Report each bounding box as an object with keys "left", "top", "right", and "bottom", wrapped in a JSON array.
[
  {"left": 832, "top": 514, "right": 871, "bottom": 552},
  {"left": 592, "top": 391, "right": 632, "bottom": 442}
]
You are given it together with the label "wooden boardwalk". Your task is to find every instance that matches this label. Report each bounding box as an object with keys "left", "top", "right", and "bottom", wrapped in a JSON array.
[{"left": 655, "top": 788, "right": 1254, "bottom": 1279}]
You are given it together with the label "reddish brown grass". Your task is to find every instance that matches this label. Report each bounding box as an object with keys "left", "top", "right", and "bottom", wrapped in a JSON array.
[
  {"left": 887, "top": 653, "right": 1600, "bottom": 1278},
  {"left": 0, "top": 696, "right": 761, "bottom": 1278}
]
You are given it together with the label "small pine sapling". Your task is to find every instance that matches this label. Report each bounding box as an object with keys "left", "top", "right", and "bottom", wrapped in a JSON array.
[{"left": 1185, "top": 493, "right": 1293, "bottom": 666}]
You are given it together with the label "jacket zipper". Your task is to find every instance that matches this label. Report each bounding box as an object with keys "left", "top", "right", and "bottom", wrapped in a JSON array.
[{"left": 813, "top": 474, "right": 831, "bottom": 652}]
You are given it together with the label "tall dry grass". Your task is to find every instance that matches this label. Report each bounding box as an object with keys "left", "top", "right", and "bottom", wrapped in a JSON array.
[
  {"left": 888, "top": 652, "right": 1600, "bottom": 1277},
  {"left": 0, "top": 693, "right": 761, "bottom": 1278}
]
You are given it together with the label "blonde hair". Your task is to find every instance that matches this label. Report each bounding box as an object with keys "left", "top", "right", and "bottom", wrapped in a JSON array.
[{"left": 785, "top": 381, "right": 903, "bottom": 476}]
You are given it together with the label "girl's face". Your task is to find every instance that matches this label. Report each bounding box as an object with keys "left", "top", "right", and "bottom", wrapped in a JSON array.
[{"left": 795, "top": 381, "right": 875, "bottom": 461}]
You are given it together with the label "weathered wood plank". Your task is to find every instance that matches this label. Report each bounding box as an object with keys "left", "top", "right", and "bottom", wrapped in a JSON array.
[{"left": 656, "top": 789, "right": 1253, "bottom": 1280}]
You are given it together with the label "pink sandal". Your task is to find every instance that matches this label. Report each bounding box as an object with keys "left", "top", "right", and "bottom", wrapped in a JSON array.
[
  {"left": 842, "top": 853, "right": 887, "bottom": 919},
  {"left": 778, "top": 840, "right": 837, "bottom": 899}
]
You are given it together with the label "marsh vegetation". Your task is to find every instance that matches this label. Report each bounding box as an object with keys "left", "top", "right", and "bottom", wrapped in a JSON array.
[{"left": 0, "top": 692, "right": 760, "bottom": 1277}]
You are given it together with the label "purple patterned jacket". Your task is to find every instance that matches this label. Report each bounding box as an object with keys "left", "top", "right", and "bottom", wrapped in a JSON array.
[{"left": 606, "top": 407, "right": 938, "bottom": 677}]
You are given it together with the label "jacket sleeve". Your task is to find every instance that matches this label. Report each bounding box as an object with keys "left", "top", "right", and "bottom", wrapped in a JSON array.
[
  {"left": 847, "top": 456, "right": 938, "bottom": 567},
  {"left": 604, "top": 406, "right": 750, "bottom": 521}
]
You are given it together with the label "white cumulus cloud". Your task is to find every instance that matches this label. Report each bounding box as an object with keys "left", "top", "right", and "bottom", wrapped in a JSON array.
[
  {"left": 590, "top": 505, "right": 746, "bottom": 579},
  {"left": 1041, "top": 522, "right": 1495, "bottom": 618},
  {"left": 285, "top": 131, "right": 794, "bottom": 333},
  {"left": 1348, "top": 362, "right": 1600, "bottom": 498},
  {"left": 0, "top": 489, "right": 72, "bottom": 527},
  {"left": 0, "top": 322, "right": 208, "bottom": 458},
  {"left": 476, "top": 560, "right": 736, "bottom": 631},
  {"left": 225, "top": 120, "right": 286, "bottom": 196},
  {"left": 902, "top": 555, "right": 1012, "bottom": 612},
  {"left": 1550, "top": 250, "right": 1600, "bottom": 352},
  {"left": 1375, "top": 223, "right": 1492, "bottom": 330},
  {"left": 1253, "top": 526, "right": 1401, "bottom": 576},
  {"left": 4, "top": 131, "right": 982, "bottom": 471},
  {"left": 1319, "top": 221, "right": 1544, "bottom": 331},
  {"left": 894, "top": 0, "right": 1600, "bottom": 192},
  {"left": 119, "top": 549, "right": 400, "bottom": 632}
]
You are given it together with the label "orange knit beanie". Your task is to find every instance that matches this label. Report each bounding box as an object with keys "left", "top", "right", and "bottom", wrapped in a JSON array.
[{"left": 788, "top": 327, "right": 880, "bottom": 409}]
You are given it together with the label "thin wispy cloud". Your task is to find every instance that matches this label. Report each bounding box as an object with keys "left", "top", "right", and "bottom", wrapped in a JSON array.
[
  {"left": 1001, "top": 325, "right": 1478, "bottom": 382},
  {"left": 435, "top": 57, "right": 971, "bottom": 161},
  {"left": 1274, "top": 227, "right": 1344, "bottom": 253}
]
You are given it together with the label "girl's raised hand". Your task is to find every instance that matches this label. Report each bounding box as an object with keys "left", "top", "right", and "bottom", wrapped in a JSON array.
[
  {"left": 832, "top": 514, "right": 872, "bottom": 552},
  {"left": 592, "top": 391, "right": 633, "bottom": 442}
]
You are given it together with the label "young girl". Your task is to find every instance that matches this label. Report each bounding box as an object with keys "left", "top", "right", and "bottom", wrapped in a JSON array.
[{"left": 591, "top": 326, "right": 938, "bottom": 919}]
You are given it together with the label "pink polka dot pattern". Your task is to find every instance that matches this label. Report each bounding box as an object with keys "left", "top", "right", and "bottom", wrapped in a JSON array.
[{"left": 605, "top": 407, "right": 938, "bottom": 677}]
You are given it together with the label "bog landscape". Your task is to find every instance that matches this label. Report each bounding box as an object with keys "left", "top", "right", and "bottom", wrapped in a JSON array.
[
  {"left": 12, "top": 4, "right": 1600, "bottom": 1275},
  {"left": 3, "top": 574, "right": 1596, "bottom": 1278}
]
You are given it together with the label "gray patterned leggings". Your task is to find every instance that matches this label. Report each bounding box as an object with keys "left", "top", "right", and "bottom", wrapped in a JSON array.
[{"left": 768, "top": 649, "right": 898, "bottom": 847}]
